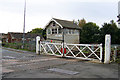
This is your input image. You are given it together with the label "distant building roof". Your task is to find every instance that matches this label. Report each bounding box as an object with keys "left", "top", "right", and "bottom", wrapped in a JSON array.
[
  {"left": 0, "top": 33, "right": 7, "bottom": 39},
  {"left": 25, "top": 33, "right": 43, "bottom": 39},
  {"left": 8, "top": 32, "right": 43, "bottom": 39},
  {"left": 8, "top": 32, "right": 23, "bottom": 39},
  {"left": 45, "top": 18, "right": 81, "bottom": 29}
]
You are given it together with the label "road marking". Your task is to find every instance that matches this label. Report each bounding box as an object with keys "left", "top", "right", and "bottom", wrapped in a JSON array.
[
  {"left": 30, "top": 58, "right": 58, "bottom": 62},
  {"left": 3, "top": 58, "right": 59, "bottom": 68},
  {"left": 3, "top": 56, "right": 16, "bottom": 59},
  {"left": 48, "top": 68, "right": 79, "bottom": 75},
  {"left": 2, "top": 67, "right": 14, "bottom": 73}
]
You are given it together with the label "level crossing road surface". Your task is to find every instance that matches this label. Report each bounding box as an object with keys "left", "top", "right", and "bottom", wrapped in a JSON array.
[{"left": 1, "top": 47, "right": 119, "bottom": 78}]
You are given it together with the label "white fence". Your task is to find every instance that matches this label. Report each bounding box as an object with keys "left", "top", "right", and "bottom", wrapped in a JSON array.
[
  {"left": 65, "top": 43, "right": 102, "bottom": 62},
  {"left": 37, "top": 41, "right": 103, "bottom": 62}
]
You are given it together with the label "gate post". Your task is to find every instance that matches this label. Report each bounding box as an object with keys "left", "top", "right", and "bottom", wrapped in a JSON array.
[
  {"left": 100, "top": 43, "right": 103, "bottom": 62},
  {"left": 36, "top": 36, "right": 40, "bottom": 55},
  {"left": 104, "top": 34, "right": 111, "bottom": 63}
]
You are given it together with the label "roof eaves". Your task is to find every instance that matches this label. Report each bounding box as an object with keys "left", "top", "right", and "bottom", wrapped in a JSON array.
[
  {"left": 52, "top": 18, "right": 63, "bottom": 28},
  {"left": 63, "top": 26, "right": 81, "bottom": 29},
  {"left": 44, "top": 18, "right": 63, "bottom": 29}
]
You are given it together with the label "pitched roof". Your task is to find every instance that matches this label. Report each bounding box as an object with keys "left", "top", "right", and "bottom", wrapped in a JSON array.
[
  {"left": 25, "top": 33, "right": 43, "bottom": 38},
  {"left": 8, "top": 32, "right": 23, "bottom": 39},
  {"left": 8, "top": 32, "right": 43, "bottom": 39},
  {"left": 0, "top": 33, "right": 7, "bottom": 39},
  {"left": 49, "top": 18, "right": 81, "bottom": 29}
]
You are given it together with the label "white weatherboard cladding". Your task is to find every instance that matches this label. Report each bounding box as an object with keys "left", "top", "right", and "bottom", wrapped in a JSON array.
[
  {"left": 64, "top": 34, "right": 79, "bottom": 44},
  {"left": 55, "top": 34, "right": 62, "bottom": 37}
]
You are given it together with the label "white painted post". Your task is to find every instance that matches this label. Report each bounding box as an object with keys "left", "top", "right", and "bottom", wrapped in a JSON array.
[
  {"left": 104, "top": 34, "right": 111, "bottom": 64},
  {"left": 100, "top": 43, "right": 103, "bottom": 62},
  {"left": 36, "top": 36, "right": 40, "bottom": 55}
]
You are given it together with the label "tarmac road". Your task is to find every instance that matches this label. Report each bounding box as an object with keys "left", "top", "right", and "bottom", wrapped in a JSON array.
[{"left": 1, "top": 47, "right": 119, "bottom": 79}]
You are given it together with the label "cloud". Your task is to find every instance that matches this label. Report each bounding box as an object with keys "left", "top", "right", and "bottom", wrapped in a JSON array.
[
  {"left": 0, "top": 11, "right": 24, "bottom": 33},
  {"left": 0, "top": 0, "right": 119, "bottom": 33}
]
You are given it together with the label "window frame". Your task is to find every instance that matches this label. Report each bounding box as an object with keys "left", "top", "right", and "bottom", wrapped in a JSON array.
[
  {"left": 47, "top": 29, "right": 51, "bottom": 34},
  {"left": 58, "top": 28, "right": 62, "bottom": 34},
  {"left": 74, "top": 30, "right": 79, "bottom": 34},
  {"left": 52, "top": 28, "right": 57, "bottom": 34}
]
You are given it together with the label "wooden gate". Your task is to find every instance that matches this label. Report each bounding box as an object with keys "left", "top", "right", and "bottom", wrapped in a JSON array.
[{"left": 38, "top": 41, "right": 103, "bottom": 62}]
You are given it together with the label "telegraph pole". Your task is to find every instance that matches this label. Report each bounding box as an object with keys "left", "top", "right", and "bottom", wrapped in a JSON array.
[
  {"left": 22, "top": 0, "right": 26, "bottom": 49},
  {"left": 118, "top": 1, "right": 120, "bottom": 28}
]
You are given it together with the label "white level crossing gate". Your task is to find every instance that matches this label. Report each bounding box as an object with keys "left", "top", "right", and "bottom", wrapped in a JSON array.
[
  {"left": 65, "top": 43, "right": 102, "bottom": 62},
  {"left": 36, "top": 41, "right": 103, "bottom": 62}
]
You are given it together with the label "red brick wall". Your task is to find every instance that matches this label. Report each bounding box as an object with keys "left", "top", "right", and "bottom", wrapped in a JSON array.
[{"left": 8, "top": 33, "right": 12, "bottom": 43}]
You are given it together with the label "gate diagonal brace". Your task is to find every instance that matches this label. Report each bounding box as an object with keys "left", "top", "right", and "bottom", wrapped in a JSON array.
[
  {"left": 65, "top": 45, "right": 76, "bottom": 57},
  {"left": 75, "top": 46, "right": 87, "bottom": 58},
  {"left": 39, "top": 42, "right": 103, "bottom": 62},
  {"left": 87, "top": 46, "right": 101, "bottom": 60}
]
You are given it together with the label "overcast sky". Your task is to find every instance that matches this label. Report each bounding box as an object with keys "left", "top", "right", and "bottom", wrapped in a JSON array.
[{"left": 0, "top": 0, "right": 119, "bottom": 33}]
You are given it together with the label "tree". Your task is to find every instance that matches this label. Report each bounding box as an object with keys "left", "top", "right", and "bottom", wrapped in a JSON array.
[
  {"left": 28, "top": 28, "right": 43, "bottom": 35},
  {"left": 116, "top": 29, "right": 120, "bottom": 44},
  {"left": 78, "top": 18, "right": 86, "bottom": 28},
  {"left": 99, "top": 20, "right": 119, "bottom": 44},
  {"left": 80, "top": 22, "right": 100, "bottom": 44},
  {"left": 42, "top": 29, "right": 46, "bottom": 40},
  {"left": 28, "top": 28, "right": 47, "bottom": 40},
  {"left": 72, "top": 19, "right": 77, "bottom": 24}
]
